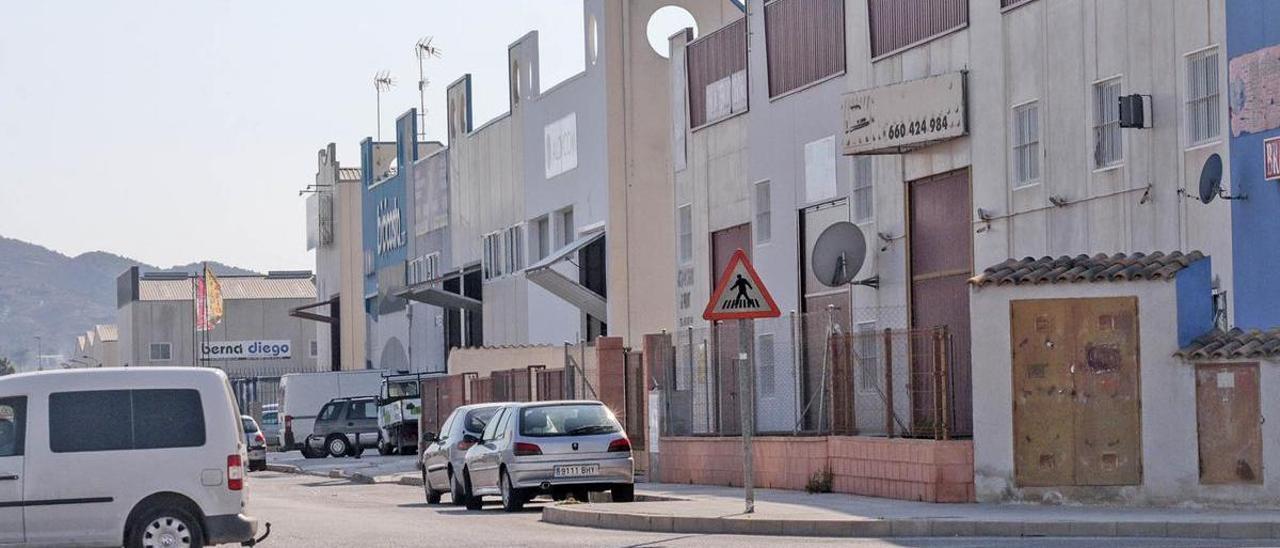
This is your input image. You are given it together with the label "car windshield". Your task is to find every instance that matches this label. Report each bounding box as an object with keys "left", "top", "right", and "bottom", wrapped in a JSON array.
[
  {"left": 241, "top": 418, "right": 259, "bottom": 433},
  {"left": 520, "top": 404, "right": 619, "bottom": 437},
  {"left": 463, "top": 407, "right": 498, "bottom": 434}
]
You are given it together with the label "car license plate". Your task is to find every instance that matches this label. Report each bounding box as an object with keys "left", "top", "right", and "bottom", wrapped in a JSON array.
[{"left": 554, "top": 464, "right": 599, "bottom": 478}]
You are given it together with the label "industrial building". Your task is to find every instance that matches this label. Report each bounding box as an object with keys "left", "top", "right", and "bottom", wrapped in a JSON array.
[
  {"left": 115, "top": 267, "right": 319, "bottom": 377},
  {"left": 71, "top": 324, "right": 119, "bottom": 368}
]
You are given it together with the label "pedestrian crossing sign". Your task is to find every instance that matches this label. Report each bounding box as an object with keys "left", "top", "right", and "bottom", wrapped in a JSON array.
[{"left": 703, "top": 249, "right": 781, "bottom": 321}]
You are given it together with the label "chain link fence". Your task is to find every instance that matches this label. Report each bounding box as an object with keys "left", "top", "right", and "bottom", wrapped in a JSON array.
[{"left": 661, "top": 308, "right": 965, "bottom": 439}]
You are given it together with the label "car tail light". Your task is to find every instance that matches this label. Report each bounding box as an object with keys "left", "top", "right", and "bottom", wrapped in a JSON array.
[
  {"left": 227, "top": 455, "right": 244, "bottom": 491},
  {"left": 513, "top": 442, "right": 542, "bottom": 456},
  {"left": 608, "top": 438, "right": 632, "bottom": 453},
  {"left": 254, "top": 432, "right": 265, "bottom": 445}
]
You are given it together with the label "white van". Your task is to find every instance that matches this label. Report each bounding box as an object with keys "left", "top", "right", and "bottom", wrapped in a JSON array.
[
  {"left": 278, "top": 370, "right": 382, "bottom": 457},
  {"left": 0, "top": 367, "right": 260, "bottom": 547}
]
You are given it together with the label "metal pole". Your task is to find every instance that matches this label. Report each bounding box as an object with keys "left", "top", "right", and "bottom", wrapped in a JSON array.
[
  {"left": 737, "top": 318, "right": 754, "bottom": 514},
  {"left": 791, "top": 311, "right": 802, "bottom": 435},
  {"left": 883, "top": 328, "right": 894, "bottom": 438}
]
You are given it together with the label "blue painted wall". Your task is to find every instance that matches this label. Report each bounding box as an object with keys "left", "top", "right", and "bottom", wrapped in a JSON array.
[
  {"left": 1176, "top": 257, "right": 1214, "bottom": 348},
  {"left": 360, "top": 113, "right": 416, "bottom": 299},
  {"left": 1228, "top": 0, "right": 1280, "bottom": 329}
]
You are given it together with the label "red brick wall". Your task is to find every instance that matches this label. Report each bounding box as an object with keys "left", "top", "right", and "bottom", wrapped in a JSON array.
[{"left": 659, "top": 436, "right": 974, "bottom": 503}]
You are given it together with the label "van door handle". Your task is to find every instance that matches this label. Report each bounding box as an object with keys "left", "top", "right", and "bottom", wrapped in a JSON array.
[{"left": 0, "top": 475, "right": 18, "bottom": 481}]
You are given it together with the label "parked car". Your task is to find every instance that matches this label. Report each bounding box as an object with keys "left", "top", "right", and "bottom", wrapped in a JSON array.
[
  {"left": 304, "top": 396, "right": 381, "bottom": 458},
  {"left": 242, "top": 415, "right": 267, "bottom": 471},
  {"left": 259, "top": 403, "right": 281, "bottom": 448},
  {"left": 0, "top": 367, "right": 262, "bottom": 547},
  {"left": 461, "top": 401, "right": 634, "bottom": 512},
  {"left": 279, "top": 370, "right": 382, "bottom": 457},
  {"left": 419, "top": 403, "right": 504, "bottom": 505}
]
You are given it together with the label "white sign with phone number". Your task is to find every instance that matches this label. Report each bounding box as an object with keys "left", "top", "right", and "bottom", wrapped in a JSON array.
[{"left": 842, "top": 72, "right": 967, "bottom": 155}]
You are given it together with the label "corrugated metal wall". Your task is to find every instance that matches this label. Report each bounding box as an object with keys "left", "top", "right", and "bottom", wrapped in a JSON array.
[
  {"left": 764, "top": 0, "right": 845, "bottom": 97},
  {"left": 867, "top": 0, "right": 968, "bottom": 59},
  {"left": 686, "top": 17, "right": 748, "bottom": 128}
]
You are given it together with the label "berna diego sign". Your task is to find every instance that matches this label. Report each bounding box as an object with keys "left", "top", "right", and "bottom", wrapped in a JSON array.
[{"left": 201, "top": 340, "right": 292, "bottom": 361}]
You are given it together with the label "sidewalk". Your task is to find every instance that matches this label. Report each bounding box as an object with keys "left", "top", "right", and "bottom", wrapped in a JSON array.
[
  {"left": 265, "top": 452, "right": 421, "bottom": 485},
  {"left": 544, "top": 483, "right": 1280, "bottom": 539}
]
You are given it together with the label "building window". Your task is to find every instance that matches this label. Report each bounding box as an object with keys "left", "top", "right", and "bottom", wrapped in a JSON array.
[
  {"left": 1012, "top": 101, "right": 1041, "bottom": 187},
  {"left": 756, "top": 333, "right": 776, "bottom": 396},
  {"left": 557, "top": 207, "right": 575, "bottom": 248},
  {"left": 482, "top": 232, "right": 504, "bottom": 280},
  {"left": 1186, "top": 47, "right": 1221, "bottom": 146},
  {"left": 149, "top": 343, "right": 171, "bottom": 362},
  {"left": 855, "top": 322, "right": 879, "bottom": 393},
  {"left": 852, "top": 157, "right": 874, "bottom": 222},
  {"left": 677, "top": 204, "right": 693, "bottom": 265},
  {"left": 309, "top": 340, "right": 319, "bottom": 358},
  {"left": 1093, "top": 78, "right": 1123, "bottom": 168},
  {"left": 754, "top": 181, "right": 771, "bottom": 244},
  {"left": 765, "top": 0, "right": 845, "bottom": 97},
  {"left": 505, "top": 224, "right": 525, "bottom": 274},
  {"left": 868, "top": 0, "right": 967, "bottom": 59},
  {"left": 406, "top": 253, "right": 440, "bottom": 285},
  {"left": 804, "top": 136, "right": 837, "bottom": 202},
  {"left": 688, "top": 18, "right": 748, "bottom": 128},
  {"left": 532, "top": 216, "right": 551, "bottom": 262}
]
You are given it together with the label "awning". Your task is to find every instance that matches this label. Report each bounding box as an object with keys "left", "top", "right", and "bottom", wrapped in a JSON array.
[
  {"left": 290, "top": 297, "right": 337, "bottom": 324},
  {"left": 524, "top": 229, "right": 607, "bottom": 320},
  {"left": 395, "top": 284, "right": 483, "bottom": 313}
]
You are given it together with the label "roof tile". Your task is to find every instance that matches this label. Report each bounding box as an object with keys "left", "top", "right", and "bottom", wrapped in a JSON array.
[
  {"left": 1176, "top": 328, "right": 1280, "bottom": 360},
  {"left": 970, "top": 251, "right": 1205, "bottom": 288}
]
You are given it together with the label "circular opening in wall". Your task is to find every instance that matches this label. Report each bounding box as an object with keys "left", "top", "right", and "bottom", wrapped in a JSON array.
[{"left": 646, "top": 6, "right": 698, "bottom": 59}]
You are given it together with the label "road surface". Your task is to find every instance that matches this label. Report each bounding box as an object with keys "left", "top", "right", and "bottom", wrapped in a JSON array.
[{"left": 245, "top": 471, "right": 1270, "bottom": 547}]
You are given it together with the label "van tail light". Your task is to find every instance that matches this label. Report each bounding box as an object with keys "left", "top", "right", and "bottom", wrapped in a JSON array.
[
  {"left": 227, "top": 455, "right": 244, "bottom": 491},
  {"left": 284, "top": 415, "right": 293, "bottom": 434},
  {"left": 513, "top": 442, "right": 542, "bottom": 456},
  {"left": 608, "top": 438, "right": 632, "bottom": 453},
  {"left": 456, "top": 439, "right": 476, "bottom": 451}
]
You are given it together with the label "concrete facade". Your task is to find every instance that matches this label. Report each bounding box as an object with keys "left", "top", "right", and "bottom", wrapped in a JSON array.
[{"left": 309, "top": 144, "right": 366, "bottom": 371}]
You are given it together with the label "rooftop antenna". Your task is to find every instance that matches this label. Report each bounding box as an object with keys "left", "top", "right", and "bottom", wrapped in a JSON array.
[
  {"left": 374, "top": 71, "right": 396, "bottom": 141},
  {"left": 414, "top": 37, "right": 443, "bottom": 141}
]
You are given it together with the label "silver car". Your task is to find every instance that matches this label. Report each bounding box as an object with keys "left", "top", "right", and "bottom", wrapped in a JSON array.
[
  {"left": 260, "top": 404, "right": 281, "bottom": 447},
  {"left": 419, "top": 403, "right": 505, "bottom": 505},
  {"left": 461, "top": 401, "right": 634, "bottom": 512},
  {"left": 241, "top": 415, "right": 268, "bottom": 471}
]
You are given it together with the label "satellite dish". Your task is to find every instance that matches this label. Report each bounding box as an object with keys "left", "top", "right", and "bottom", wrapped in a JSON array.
[
  {"left": 811, "top": 222, "right": 867, "bottom": 288},
  {"left": 1198, "top": 153, "right": 1223, "bottom": 204}
]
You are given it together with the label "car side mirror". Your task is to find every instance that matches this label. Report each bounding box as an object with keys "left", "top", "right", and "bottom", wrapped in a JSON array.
[{"left": 421, "top": 431, "right": 437, "bottom": 444}]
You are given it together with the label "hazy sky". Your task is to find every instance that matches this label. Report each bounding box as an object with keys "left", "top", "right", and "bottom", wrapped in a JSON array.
[{"left": 0, "top": 1, "right": 692, "bottom": 272}]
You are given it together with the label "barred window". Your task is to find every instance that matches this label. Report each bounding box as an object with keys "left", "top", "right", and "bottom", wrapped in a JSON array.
[
  {"left": 149, "top": 343, "right": 171, "bottom": 362},
  {"left": 754, "top": 181, "right": 771, "bottom": 244},
  {"left": 1093, "top": 79, "right": 1123, "bottom": 168},
  {"left": 852, "top": 157, "right": 874, "bottom": 222},
  {"left": 677, "top": 205, "right": 693, "bottom": 264},
  {"left": 1012, "top": 102, "right": 1040, "bottom": 187},
  {"left": 1186, "top": 48, "right": 1221, "bottom": 146},
  {"left": 856, "top": 323, "right": 879, "bottom": 393}
]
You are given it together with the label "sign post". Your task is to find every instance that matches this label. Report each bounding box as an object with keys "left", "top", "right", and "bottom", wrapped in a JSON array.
[{"left": 703, "top": 249, "right": 781, "bottom": 514}]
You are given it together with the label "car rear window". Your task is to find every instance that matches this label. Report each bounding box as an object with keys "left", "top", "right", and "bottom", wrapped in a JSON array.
[
  {"left": 463, "top": 407, "right": 498, "bottom": 434},
  {"left": 261, "top": 412, "right": 278, "bottom": 426},
  {"left": 50, "top": 389, "right": 206, "bottom": 453},
  {"left": 242, "top": 418, "right": 259, "bottom": 433},
  {"left": 519, "top": 404, "right": 620, "bottom": 437}
]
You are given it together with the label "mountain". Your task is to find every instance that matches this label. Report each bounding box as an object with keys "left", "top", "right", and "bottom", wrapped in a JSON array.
[{"left": 0, "top": 235, "right": 257, "bottom": 368}]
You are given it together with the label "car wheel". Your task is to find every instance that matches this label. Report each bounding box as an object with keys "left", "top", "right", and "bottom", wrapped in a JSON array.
[
  {"left": 126, "top": 504, "right": 205, "bottom": 548},
  {"left": 300, "top": 444, "right": 324, "bottom": 459},
  {"left": 326, "top": 435, "right": 350, "bottom": 458},
  {"left": 611, "top": 484, "right": 635, "bottom": 503},
  {"left": 449, "top": 469, "right": 467, "bottom": 506},
  {"left": 499, "top": 469, "right": 525, "bottom": 512},
  {"left": 423, "top": 470, "right": 442, "bottom": 504},
  {"left": 463, "top": 470, "right": 483, "bottom": 511},
  {"left": 377, "top": 441, "right": 393, "bottom": 456},
  {"left": 571, "top": 488, "right": 589, "bottom": 503}
]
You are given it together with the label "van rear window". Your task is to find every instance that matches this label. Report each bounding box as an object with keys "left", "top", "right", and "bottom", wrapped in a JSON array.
[{"left": 49, "top": 389, "right": 206, "bottom": 453}]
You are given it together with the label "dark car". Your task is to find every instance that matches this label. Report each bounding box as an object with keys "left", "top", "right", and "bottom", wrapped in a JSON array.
[{"left": 305, "top": 396, "right": 380, "bottom": 458}]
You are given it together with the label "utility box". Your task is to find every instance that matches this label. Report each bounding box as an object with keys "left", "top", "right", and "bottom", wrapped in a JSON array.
[{"left": 1119, "top": 94, "right": 1147, "bottom": 129}]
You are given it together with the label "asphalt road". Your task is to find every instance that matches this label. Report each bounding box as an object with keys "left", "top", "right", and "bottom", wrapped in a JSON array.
[{"left": 245, "top": 471, "right": 1274, "bottom": 548}]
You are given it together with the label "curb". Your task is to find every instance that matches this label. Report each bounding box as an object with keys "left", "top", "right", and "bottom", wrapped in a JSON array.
[{"left": 541, "top": 505, "right": 1280, "bottom": 539}]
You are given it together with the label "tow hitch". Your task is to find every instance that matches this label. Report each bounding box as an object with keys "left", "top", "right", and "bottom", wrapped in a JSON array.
[{"left": 242, "top": 522, "right": 271, "bottom": 546}]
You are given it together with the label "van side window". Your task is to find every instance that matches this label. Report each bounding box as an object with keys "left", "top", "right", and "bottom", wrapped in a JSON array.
[
  {"left": 50, "top": 389, "right": 206, "bottom": 453},
  {"left": 347, "top": 400, "right": 376, "bottom": 420},
  {"left": 0, "top": 397, "right": 26, "bottom": 457}
]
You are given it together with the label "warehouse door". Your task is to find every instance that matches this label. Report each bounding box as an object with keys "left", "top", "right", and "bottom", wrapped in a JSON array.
[
  {"left": 1196, "top": 363, "right": 1263, "bottom": 485},
  {"left": 1011, "top": 297, "right": 1142, "bottom": 487}
]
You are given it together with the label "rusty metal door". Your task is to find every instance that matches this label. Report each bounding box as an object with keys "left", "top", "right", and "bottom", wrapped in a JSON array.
[
  {"left": 1072, "top": 297, "right": 1141, "bottom": 486},
  {"left": 1196, "top": 363, "right": 1263, "bottom": 485},
  {"left": 711, "top": 224, "right": 751, "bottom": 435},
  {"left": 1011, "top": 297, "right": 1141, "bottom": 487},
  {"left": 1012, "top": 299, "right": 1078, "bottom": 486},
  {"left": 908, "top": 169, "right": 972, "bottom": 436}
]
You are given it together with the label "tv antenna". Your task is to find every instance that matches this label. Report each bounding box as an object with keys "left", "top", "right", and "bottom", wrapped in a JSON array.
[
  {"left": 374, "top": 71, "right": 396, "bottom": 141},
  {"left": 415, "top": 37, "right": 443, "bottom": 140}
]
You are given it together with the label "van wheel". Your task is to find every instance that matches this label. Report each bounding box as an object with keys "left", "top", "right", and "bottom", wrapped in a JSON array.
[
  {"left": 377, "top": 441, "right": 394, "bottom": 456},
  {"left": 463, "top": 470, "right": 483, "bottom": 510},
  {"left": 126, "top": 505, "right": 204, "bottom": 548},
  {"left": 326, "top": 435, "right": 351, "bottom": 458}
]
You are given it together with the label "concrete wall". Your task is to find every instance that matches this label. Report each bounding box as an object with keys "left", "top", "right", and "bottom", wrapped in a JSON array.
[
  {"left": 968, "top": 0, "right": 1232, "bottom": 313},
  {"left": 313, "top": 143, "right": 366, "bottom": 372},
  {"left": 969, "top": 279, "right": 1280, "bottom": 505}
]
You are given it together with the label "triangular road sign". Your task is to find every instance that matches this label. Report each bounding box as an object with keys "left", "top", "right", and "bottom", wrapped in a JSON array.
[{"left": 704, "top": 249, "right": 781, "bottom": 321}]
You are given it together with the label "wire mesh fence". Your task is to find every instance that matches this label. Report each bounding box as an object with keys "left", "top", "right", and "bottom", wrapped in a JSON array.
[{"left": 661, "top": 309, "right": 966, "bottom": 439}]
